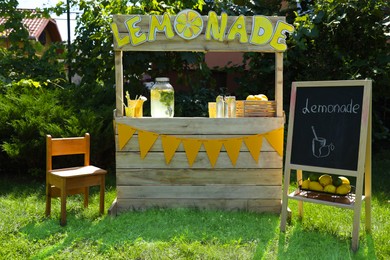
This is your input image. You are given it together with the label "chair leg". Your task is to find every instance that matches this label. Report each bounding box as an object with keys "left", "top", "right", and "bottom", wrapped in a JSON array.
[
  {"left": 60, "top": 182, "right": 67, "bottom": 226},
  {"left": 84, "top": 187, "right": 89, "bottom": 208},
  {"left": 99, "top": 176, "right": 105, "bottom": 215},
  {"left": 45, "top": 183, "right": 51, "bottom": 217}
]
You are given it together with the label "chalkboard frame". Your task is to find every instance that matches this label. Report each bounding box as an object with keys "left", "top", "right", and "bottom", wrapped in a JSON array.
[
  {"left": 280, "top": 80, "right": 372, "bottom": 252},
  {"left": 285, "top": 80, "right": 371, "bottom": 176}
]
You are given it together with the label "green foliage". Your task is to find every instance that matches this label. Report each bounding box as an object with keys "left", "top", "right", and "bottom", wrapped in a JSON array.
[
  {"left": 0, "top": 80, "right": 84, "bottom": 176},
  {"left": 285, "top": 0, "right": 390, "bottom": 146},
  {"left": 66, "top": 0, "right": 208, "bottom": 89}
]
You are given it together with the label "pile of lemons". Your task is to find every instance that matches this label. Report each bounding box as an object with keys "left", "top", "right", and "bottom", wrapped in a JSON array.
[
  {"left": 301, "top": 174, "right": 351, "bottom": 195},
  {"left": 246, "top": 94, "right": 268, "bottom": 101}
]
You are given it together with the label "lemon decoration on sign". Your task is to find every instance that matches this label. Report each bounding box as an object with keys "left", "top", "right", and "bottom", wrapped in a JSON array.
[{"left": 174, "top": 9, "right": 203, "bottom": 40}]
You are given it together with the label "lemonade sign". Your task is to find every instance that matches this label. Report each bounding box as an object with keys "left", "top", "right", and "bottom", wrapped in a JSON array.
[{"left": 111, "top": 10, "right": 294, "bottom": 52}]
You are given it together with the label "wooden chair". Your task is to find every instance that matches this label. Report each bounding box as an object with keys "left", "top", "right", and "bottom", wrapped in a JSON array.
[{"left": 45, "top": 133, "right": 107, "bottom": 226}]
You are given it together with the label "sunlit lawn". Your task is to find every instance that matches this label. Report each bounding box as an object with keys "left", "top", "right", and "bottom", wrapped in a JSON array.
[{"left": 1, "top": 152, "right": 389, "bottom": 259}]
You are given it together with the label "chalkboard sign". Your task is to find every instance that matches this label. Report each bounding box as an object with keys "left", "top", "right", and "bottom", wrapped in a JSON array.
[
  {"left": 288, "top": 81, "right": 371, "bottom": 172},
  {"left": 281, "top": 80, "right": 372, "bottom": 252}
]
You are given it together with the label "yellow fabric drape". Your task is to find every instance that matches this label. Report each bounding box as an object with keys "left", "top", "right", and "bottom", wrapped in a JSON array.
[
  {"left": 223, "top": 138, "right": 242, "bottom": 166},
  {"left": 116, "top": 123, "right": 283, "bottom": 167},
  {"left": 244, "top": 134, "right": 263, "bottom": 163},
  {"left": 182, "top": 138, "right": 202, "bottom": 167},
  {"left": 138, "top": 130, "right": 159, "bottom": 159},
  {"left": 161, "top": 135, "right": 181, "bottom": 164},
  {"left": 117, "top": 123, "right": 136, "bottom": 150},
  {"left": 203, "top": 139, "right": 223, "bottom": 167},
  {"left": 265, "top": 128, "right": 284, "bottom": 156}
]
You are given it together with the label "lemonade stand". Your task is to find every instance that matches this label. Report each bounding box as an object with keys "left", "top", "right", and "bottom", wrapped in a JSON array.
[{"left": 109, "top": 10, "right": 294, "bottom": 214}]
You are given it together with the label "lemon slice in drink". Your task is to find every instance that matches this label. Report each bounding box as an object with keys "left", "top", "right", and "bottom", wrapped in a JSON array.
[{"left": 174, "top": 9, "right": 203, "bottom": 40}]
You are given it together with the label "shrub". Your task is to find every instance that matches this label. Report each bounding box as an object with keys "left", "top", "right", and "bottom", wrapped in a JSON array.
[{"left": 0, "top": 79, "right": 110, "bottom": 177}]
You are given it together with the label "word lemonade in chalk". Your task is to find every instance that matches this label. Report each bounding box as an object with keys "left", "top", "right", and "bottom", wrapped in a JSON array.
[
  {"left": 111, "top": 9, "right": 294, "bottom": 52},
  {"left": 150, "top": 77, "right": 174, "bottom": 118}
]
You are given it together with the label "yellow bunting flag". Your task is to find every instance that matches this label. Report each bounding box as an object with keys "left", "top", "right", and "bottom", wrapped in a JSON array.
[
  {"left": 203, "top": 139, "right": 223, "bottom": 167},
  {"left": 244, "top": 134, "right": 263, "bottom": 163},
  {"left": 265, "top": 128, "right": 284, "bottom": 156},
  {"left": 223, "top": 138, "right": 242, "bottom": 166},
  {"left": 138, "top": 130, "right": 159, "bottom": 159},
  {"left": 182, "top": 138, "right": 202, "bottom": 167},
  {"left": 117, "top": 123, "right": 136, "bottom": 150},
  {"left": 161, "top": 135, "right": 181, "bottom": 164}
]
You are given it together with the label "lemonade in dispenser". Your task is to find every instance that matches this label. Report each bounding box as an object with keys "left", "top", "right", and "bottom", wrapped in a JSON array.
[{"left": 150, "top": 77, "right": 174, "bottom": 117}]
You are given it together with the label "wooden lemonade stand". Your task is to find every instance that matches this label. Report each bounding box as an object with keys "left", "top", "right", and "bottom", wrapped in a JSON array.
[{"left": 109, "top": 10, "right": 294, "bottom": 214}]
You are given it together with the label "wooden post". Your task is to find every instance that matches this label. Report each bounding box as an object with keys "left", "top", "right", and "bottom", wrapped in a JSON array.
[
  {"left": 275, "top": 52, "right": 283, "bottom": 117},
  {"left": 365, "top": 99, "right": 372, "bottom": 233},
  {"left": 115, "top": 51, "right": 124, "bottom": 117}
]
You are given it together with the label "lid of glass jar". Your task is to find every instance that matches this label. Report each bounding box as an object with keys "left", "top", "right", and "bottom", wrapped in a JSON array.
[{"left": 155, "top": 77, "right": 169, "bottom": 82}]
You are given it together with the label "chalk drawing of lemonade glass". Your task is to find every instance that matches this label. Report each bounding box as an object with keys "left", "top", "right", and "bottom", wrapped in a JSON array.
[{"left": 311, "top": 126, "right": 335, "bottom": 158}]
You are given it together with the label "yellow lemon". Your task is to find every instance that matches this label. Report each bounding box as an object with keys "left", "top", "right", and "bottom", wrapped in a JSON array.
[
  {"left": 319, "top": 174, "right": 332, "bottom": 187},
  {"left": 246, "top": 95, "right": 256, "bottom": 101},
  {"left": 255, "top": 94, "right": 268, "bottom": 101},
  {"left": 301, "top": 179, "right": 310, "bottom": 189},
  {"left": 150, "top": 89, "right": 161, "bottom": 101},
  {"left": 309, "top": 181, "right": 323, "bottom": 192},
  {"left": 324, "top": 184, "right": 336, "bottom": 194},
  {"left": 174, "top": 9, "right": 203, "bottom": 40},
  {"left": 336, "top": 184, "right": 351, "bottom": 195},
  {"left": 339, "top": 176, "right": 350, "bottom": 185}
]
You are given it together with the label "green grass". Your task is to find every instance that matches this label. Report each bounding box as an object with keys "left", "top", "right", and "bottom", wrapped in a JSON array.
[{"left": 1, "top": 154, "right": 389, "bottom": 259}]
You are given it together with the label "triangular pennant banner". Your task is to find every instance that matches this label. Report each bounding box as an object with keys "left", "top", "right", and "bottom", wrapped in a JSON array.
[
  {"left": 244, "top": 134, "right": 263, "bottom": 163},
  {"left": 161, "top": 135, "right": 181, "bottom": 164},
  {"left": 182, "top": 138, "right": 202, "bottom": 167},
  {"left": 203, "top": 139, "right": 223, "bottom": 167},
  {"left": 138, "top": 130, "right": 159, "bottom": 159},
  {"left": 117, "top": 123, "right": 136, "bottom": 150},
  {"left": 265, "top": 127, "right": 284, "bottom": 156},
  {"left": 223, "top": 138, "right": 242, "bottom": 166}
]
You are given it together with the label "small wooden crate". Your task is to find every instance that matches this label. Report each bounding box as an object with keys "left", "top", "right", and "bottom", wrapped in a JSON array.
[{"left": 236, "top": 100, "right": 276, "bottom": 117}]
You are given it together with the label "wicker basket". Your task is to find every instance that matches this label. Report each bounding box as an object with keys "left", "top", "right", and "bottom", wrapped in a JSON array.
[{"left": 236, "top": 100, "right": 276, "bottom": 117}]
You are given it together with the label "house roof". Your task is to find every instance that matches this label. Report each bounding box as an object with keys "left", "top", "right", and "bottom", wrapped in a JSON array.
[{"left": 0, "top": 9, "right": 62, "bottom": 42}]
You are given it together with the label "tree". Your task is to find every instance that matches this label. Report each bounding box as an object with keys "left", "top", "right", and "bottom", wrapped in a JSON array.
[{"left": 286, "top": 0, "right": 390, "bottom": 147}]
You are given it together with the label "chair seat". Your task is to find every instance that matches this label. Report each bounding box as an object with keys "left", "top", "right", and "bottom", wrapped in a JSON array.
[{"left": 49, "top": 165, "right": 107, "bottom": 178}]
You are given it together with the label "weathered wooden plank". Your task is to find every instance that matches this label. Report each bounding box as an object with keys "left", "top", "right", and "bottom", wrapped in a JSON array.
[
  {"left": 114, "top": 117, "right": 284, "bottom": 135},
  {"left": 117, "top": 185, "right": 281, "bottom": 199},
  {"left": 116, "top": 168, "right": 282, "bottom": 186},
  {"left": 248, "top": 199, "right": 281, "bottom": 212},
  {"left": 116, "top": 199, "right": 281, "bottom": 213},
  {"left": 275, "top": 52, "right": 283, "bottom": 117},
  {"left": 115, "top": 134, "right": 277, "bottom": 152},
  {"left": 116, "top": 151, "right": 282, "bottom": 169},
  {"left": 115, "top": 51, "right": 124, "bottom": 116}
]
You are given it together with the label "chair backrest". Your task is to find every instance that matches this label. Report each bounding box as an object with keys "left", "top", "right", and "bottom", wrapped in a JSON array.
[{"left": 46, "top": 133, "right": 90, "bottom": 172}]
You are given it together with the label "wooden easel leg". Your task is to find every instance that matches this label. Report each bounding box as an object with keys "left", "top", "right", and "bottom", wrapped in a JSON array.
[
  {"left": 280, "top": 167, "right": 291, "bottom": 231},
  {"left": 351, "top": 206, "right": 361, "bottom": 252},
  {"left": 365, "top": 109, "right": 372, "bottom": 233},
  {"left": 297, "top": 170, "right": 303, "bottom": 219}
]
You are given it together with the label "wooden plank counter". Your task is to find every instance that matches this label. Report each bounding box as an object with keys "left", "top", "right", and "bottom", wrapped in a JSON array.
[{"left": 111, "top": 117, "right": 284, "bottom": 214}]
